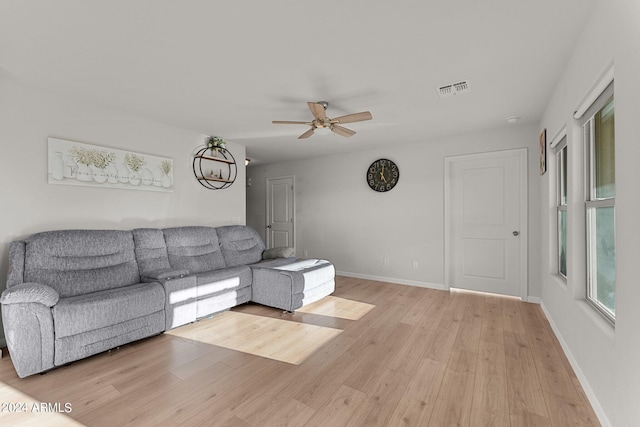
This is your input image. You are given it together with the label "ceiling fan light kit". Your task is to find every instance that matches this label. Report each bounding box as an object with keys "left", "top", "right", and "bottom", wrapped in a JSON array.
[{"left": 273, "top": 101, "right": 372, "bottom": 139}]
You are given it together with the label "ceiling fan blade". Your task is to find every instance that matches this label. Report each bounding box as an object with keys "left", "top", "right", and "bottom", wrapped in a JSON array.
[
  {"left": 308, "top": 102, "right": 327, "bottom": 121},
  {"left": 272, "top": 120, "right": 312, "bottom": 125},
  {"left": 331, "top": 111, "right": 373, "bottom": 124},
  {"left": 298, "top": 128, "right": 315, "bottom": 139},
  {"left": 332, "top": 125, "right": 356, "bottom": 137}
]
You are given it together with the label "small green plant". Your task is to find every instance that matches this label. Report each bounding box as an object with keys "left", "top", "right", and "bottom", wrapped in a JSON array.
[
  {"left": 159, "top": 160, "right": 172, "bottom": 176},
  {"left": 206, "top": 136, "right": 226, "bottom": 151},
  {"left": 124, "top": 153, "right": 146, "bottom": 172}
]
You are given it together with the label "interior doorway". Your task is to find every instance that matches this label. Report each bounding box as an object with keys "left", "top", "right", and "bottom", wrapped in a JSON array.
[
  {"left": 266, "top": 175, "right": 295, "bottom": 250},
  {"left": 444, "top": 149, "right": 528, "bottom": 298}
]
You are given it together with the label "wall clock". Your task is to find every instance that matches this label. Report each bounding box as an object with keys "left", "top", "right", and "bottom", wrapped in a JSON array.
[{"left": 367, "top": 158, "right": 399, "bottom": 192}]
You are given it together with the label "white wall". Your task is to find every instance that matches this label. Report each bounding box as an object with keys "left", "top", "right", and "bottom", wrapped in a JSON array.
[
  {"left": 0, "top": 77, "right": 246, "bottom": 345},
  {"left": 247, "top": 124, "right": 541, "bottom": 296},
  {"left": 538, "top": 1, "right": 640, "bottom": 425}
]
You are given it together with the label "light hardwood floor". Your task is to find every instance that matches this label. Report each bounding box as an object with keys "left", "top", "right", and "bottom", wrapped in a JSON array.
[{"left": 0, "top": 276, "right": 600, "bottom": 426}]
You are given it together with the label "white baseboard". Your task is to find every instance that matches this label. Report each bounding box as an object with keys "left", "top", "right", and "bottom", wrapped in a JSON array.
[
  {"left": 336, "top": 271, "right": 445, "bottom": 291},
  {"left": 539, "top": 302, "right": 612, "bottom": 427},
  {"left": 336, "top": 272, "right": 548, "bottom": 302}
]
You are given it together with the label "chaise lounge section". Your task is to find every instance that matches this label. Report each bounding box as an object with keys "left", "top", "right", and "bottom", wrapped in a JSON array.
[{"left": 1, "top": 225, "right": 335, "bottom": 378}]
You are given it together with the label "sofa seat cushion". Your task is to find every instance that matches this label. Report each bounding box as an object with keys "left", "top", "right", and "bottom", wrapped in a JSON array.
[
  {"left": 53, "top": 282, "right": 165, "bottom": 338},
  {"left": 194, "top": 265, "right": 252, "bottom": 297}
]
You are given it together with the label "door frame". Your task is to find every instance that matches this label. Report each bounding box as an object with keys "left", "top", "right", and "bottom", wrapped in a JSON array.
[
  {"left": 265, "top": 174, "right": 296, "bottom": 250},
  {"left": 443, "top": 148, "right": 528, "bottom": 300}
]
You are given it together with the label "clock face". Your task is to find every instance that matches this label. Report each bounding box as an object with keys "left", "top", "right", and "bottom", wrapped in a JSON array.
[{"left": 367, "top": 159, "right": 399, "bottom": 192}]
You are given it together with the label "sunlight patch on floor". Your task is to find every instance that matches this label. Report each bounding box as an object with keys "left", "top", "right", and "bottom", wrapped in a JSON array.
[
  {"left": 296, "top": 296, "right": 375, "bottom": 320},
  {"left": 166, "top": 311, "right": 342, "bottom": 365},
  {"left": 0, "top": 381, "right": 85, "bottom": 426}
]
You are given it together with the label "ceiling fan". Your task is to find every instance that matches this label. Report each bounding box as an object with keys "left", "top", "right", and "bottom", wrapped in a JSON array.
[{"left": 272, "top": 101, "right": 373, "bottom": 139}]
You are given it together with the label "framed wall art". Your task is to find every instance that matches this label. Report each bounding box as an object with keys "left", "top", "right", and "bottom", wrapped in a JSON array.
[
  {"left": 48, "top": 137, "right": 173, "bottom": 192},
  {"left": 539, "top": 129, "right": 547, "bottom": 175}
]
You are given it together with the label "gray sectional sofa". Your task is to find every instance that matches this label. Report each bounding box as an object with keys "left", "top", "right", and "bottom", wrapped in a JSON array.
[{"left": 0, "top": 225, "right": 335, "bottom": 378}]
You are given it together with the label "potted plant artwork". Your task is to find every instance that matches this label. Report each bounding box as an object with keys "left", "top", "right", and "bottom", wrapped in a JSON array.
[
  {"left": 90, "top": 150, "right": 116, "bottom": 184},
  {"left": 124, "top": 153, "right": 146, "bottom": 185},
  {"left": 70, "top": 146, "right": 94, "bottom": 182},
  {"left": 159, "top": 160, "right": 172, "bottom": 188}
]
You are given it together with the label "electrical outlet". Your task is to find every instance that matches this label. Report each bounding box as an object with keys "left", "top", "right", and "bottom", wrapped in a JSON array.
[
  {"left": 412, "top": 261, "right": 419, "bottom": 269},
  {"left": 383, "top": 257, "right": 390, "bottom": 266},
  {"left": 303, "top": 250, "right": 308, "bottom": 257}
]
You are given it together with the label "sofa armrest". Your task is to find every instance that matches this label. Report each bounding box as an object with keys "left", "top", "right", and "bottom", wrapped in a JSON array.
[
  {"left": 262, "top": 247, "right": 295, "bottom": 260},
  {"left": 1, "top": 299, "right": 55, "bottom": 377},
  {"left": 141, "top": 268, "right": 190, "bottom": 282},
  {"left": 1, "top": 283, "right": 59, "bottom": 307}
]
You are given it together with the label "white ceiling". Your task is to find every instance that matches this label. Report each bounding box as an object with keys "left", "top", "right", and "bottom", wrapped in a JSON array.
[{"left": 0, "top": 0, "right": 596, "bottom": 165}]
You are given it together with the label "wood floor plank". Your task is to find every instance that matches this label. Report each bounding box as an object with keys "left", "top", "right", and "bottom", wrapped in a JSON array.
[
  {"left": 387, "top": 357, "right": 447, "bottom": 426},
  {"left": 344, "top": 368, "right": 412, "bottom": 426},
  {"left": 510, "top": 408, "right": 554, "bottom": 427},
  {"left": 501, "top": 297, "right": 528, "bottom": 334},
  {"left": 246, "top": 397, "right": 316, "bottom": 427},
  {"left": 504, "top": 331, "right": 550, "bottom": 420},
  {"left": 480, "top": 301, "right": 504, "bottom": 345},
  {"left": 470, "top": 340, "right": 510, "bottom": 426},
  {"left": 304, "top": 385, "right": 366, "bottom": 427},
  {"left": 544, "top": 392, "right": 597, "bottom": 427},
  {"left": 528, "top": 341, "right": 581, "bottom": 402},
  {"left": 0, "top": 276, "right": 600, "bottom": 427},
  {"left": 427, "top": 368, "right": 475, "bottom": 427}
]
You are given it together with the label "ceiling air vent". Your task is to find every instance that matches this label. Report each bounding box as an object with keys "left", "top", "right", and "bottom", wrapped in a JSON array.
[{"left": 437, "top": 79, "right": 471, "bottom": 99}]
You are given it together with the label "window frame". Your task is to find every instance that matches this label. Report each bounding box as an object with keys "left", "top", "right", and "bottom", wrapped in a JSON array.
[
  {"left": 583, "top": 92, "right": 616, "bottom": 324},
  {"left": 555, "top": 137, "right": 568, "bottom": 280}
]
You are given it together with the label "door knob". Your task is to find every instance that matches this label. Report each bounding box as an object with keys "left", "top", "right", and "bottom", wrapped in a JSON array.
[
  {"left": 267, "top": 225, "right": 272, "bottom": 229},
  {"left": 512, "top": 231, "right": 520, "bottom": 236}
]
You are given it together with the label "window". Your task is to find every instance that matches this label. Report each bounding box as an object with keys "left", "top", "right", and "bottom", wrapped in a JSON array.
[
  {"left": 582, "top": 82, "right": 615, "bottom": 322},
  {"left": 555, "top": 137, "right": 568, "bottom": 279}
]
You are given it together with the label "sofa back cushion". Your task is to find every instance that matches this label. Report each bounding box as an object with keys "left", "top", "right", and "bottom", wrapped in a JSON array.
[
  {"left": 162, "top": 226, "right": 225, "bottom": 273},
  {"left": 132, "top": 228, "right": 171, "bottom": 276},
  {"left": 23, "top": 230, "right": 140, "bottom": 298},
  {"left": 217, "top": 225, "right": 265, "bottom": 267}
]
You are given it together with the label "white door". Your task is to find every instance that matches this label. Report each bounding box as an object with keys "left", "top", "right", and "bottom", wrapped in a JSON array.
[
  {"left": 266, "top": 176, "right": 294, "bottom": 249},
  {"left": 445, "top": 149, "right": 527, "bottom": 298}
]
